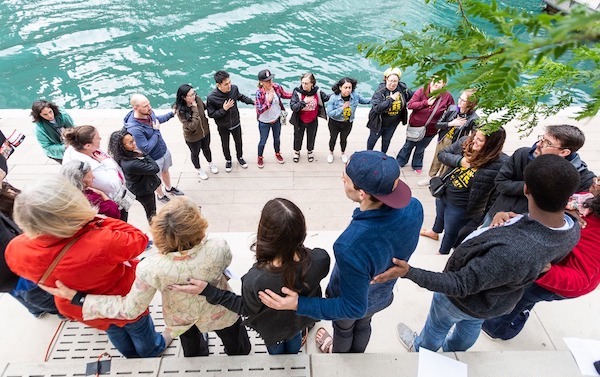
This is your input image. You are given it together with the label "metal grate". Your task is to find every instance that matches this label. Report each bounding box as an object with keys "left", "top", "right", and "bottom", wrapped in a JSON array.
[
  {"left": 158, "top": 355, "right": 310, "bottom": 376},
  {"left": 2, "top": 358, "right": 162, "bottom": 377},
  {"left": 46, "top": 304, "right": 301, "bottom": 360},
  {"left": 1, "top": 355, "right": 310, "bottom": 377}
]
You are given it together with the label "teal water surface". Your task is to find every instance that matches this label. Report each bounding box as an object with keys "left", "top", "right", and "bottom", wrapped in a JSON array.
[{"left": 0, "top": 0, "right": 544, "bottom": 109}]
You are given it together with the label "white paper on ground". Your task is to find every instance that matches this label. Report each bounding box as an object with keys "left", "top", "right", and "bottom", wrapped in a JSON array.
[
  {"left": 417, "top": 348, "right": 467, "bottom": 377},
  {"left": 564, "top": 337, "right": 600, "bottom": 376}
]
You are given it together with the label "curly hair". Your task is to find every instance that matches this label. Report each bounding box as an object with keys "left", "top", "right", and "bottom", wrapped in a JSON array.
[
  {"left": 331, "top": 77, "right": 357, "bottom": 95},
  {"left": 107, "top": 130, "right": 139, "bottom": 164},
  {"left": 31, "top": 100, "right": 60, "bottom": 123}
]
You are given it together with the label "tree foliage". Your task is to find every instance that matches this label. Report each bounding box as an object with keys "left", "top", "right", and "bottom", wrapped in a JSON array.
[{"left": 360, "top": 0, "right": 600, "bottom": 132}]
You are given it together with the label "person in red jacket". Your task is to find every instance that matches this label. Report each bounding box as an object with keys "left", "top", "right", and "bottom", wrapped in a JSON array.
[
  {"left": 5, "top": 176, "right": 167, "bottom": 357},
  {"left": 481, "top": 177, "right": 600, "bottom": 340}
]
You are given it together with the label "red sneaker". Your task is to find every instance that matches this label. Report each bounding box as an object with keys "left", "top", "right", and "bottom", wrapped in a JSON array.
[
  {"left": 257, "top": 156, "right": 264, "bottom": 169},
  {"left": 275, "top": 152, "right": 285, "bottom": 164}
]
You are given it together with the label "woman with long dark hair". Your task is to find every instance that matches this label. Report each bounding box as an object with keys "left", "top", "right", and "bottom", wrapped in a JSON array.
[
  {"left": 31, "top": 100, "right": 75, "bottom": 163},
  {"left": 171, "top": 198, "right": 331, "bottom": 355},
  {"left": 174, "top": 84, "right": 218, "bottom": 180},
  {"left": 421, "top": 128, "right": 508, "bottom": 254},
  {"left": 108, "top": 130, "right": 161, "bottom": 222},
  {"left": 325, "top": 77, "right": 371, "bottom": 163}
]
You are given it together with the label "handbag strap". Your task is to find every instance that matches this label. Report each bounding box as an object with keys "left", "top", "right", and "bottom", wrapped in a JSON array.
[
  {"left": 441, "top": 167, "right": 460, "bottom": 182},
  {"left": 38, "top": 235, "right": 82, "bottom": 285},
  {"left": 37, "top": 217, "right": 103, "bottom": 285},
  {"left": 423, "top": 97, "right": 443, "bottom": 128}
]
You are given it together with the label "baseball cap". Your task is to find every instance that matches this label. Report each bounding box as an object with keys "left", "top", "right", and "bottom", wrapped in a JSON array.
[
  {"left": 258, "top": 69, "right": 275, "bottom": 81},
  {"left": 345, "top": 150, "right": 412, "bottom": 209}
]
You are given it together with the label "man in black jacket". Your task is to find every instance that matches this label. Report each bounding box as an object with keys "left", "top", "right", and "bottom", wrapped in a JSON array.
[
  {"left": 206, "top": 70, "right": 255, "bottom": 173},
  {"left": 483, "top": 124, "right": 595, "bottom": 226}
]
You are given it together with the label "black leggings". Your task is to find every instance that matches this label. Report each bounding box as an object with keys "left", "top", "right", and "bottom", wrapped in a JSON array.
[
  {"left": 293, "top": 119, "right": 318, "bottom": 152},
  {"left": 328, "top": 119, "right": 353, "bottom": 152},
  {"left": 136, "top": 193, "right": 156, "bottom": 223},
  {"left": 179, "top": 317, "right": 251, "bottom": 357},
  {"left": 185, "top": 135, "right": 212, "bottom": 169}
]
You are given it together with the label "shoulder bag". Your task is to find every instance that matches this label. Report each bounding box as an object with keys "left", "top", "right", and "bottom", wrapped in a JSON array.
[
  {"left": 406, "top": 98, "right": 442, "bottom": 142},
  {"left": 429, "top": 167, "right": 459, "bottom": 199}
]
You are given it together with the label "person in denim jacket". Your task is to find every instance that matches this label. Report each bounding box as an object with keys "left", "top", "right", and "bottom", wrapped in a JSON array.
[{"left": 326, "top": 77, "right": 371, "bottom": 164}]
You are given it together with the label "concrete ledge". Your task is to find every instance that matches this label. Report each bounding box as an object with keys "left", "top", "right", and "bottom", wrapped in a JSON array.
[{"left": 0, "top": 351, "right": 582, "bottom": 377}]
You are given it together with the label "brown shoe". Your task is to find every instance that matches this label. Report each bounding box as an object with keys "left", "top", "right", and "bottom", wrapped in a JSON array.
[{"left": 420, "top": 228, "right": 439, "bottom": 241}]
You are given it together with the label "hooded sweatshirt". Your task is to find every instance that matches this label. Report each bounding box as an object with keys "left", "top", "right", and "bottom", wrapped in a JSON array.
[{"left": 123, "top": 110, "right": 174, "bottom": 161}]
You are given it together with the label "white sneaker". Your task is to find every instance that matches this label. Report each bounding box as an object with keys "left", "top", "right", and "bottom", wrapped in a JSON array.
[
  {"left": 417, "top": 178, "right": 430, "bottom": 187},
  {"left": 197, "top": 169, "right": 208, "bottom": 180},
  {"left": 209, "top": 162, "right": 219, "bottom": 174},
  {"left": 327, "top": 153, "right": 334, "bottom": 164},
  {"left": 396, "top": 322, "right": 417, "bottom": 352},
  {"left": 341, "top": 153, "right": 349, "bottom": 164}
]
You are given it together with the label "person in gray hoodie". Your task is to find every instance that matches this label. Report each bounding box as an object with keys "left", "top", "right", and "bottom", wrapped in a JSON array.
[
  {"left": 123, "top": 94, "right": 184, "bottom": 204},
  {"left": 372, "top": 154, "right": 581, "bottom": 352}
]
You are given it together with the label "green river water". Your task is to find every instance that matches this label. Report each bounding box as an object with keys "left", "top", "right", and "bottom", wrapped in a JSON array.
[{"left": 0, "top": 0, "right": 546, "bottom": 109}]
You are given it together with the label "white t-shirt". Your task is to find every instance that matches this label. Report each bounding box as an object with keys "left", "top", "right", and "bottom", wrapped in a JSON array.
[{"left": 463, "top": 214, "right": 574, "bottom": 244}]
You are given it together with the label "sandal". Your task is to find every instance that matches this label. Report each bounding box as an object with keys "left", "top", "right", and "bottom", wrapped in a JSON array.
[
  {"left": 315, "top": 327, "right": 333, "bottom": 353},
  {"left": 301, "top": 327, "right": 309, "bottom": 347},
  {"left": 307, "top": 151, "right": 314, "bottom": 162},
  {"left": 420, "top": 228, "right": 439, "bottom": 241},
  {"left": 293, "top": 151, "right": 300, "bottom": 163}
]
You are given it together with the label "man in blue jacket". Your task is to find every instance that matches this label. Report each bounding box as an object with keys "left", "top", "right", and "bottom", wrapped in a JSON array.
[
  {"left": 259, "top": 150, "right": 423, "bottom": 353},
  {"left": 124, "top": 94, "right": 184, "bottom": 203}
]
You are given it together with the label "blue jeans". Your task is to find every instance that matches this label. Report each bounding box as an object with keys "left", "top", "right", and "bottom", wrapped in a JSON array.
[
  {"left": 432, "top": 197, "right": 467, "bottom": 255},
  {"left": 416, "top": 292, "right": 484, "bottom": 352},
  {"left": 258, "top": 119, "right": 282, "bottom": 156},
  {"left": 266, "top": 331, "right": 302, "bottom": 355},
  {"left": 105, "top": 314, "right": 165, "bottom": 358},
  {"left": 396, "top": 135, "right": 435, "bottom": 170},
  {"left": 482, "top": 283, "right": 565, "bottom": 340},
  {"left": 367, "top": 125, "right": 398, "bottom": 154},
  {"left": 11, "top": 278, "right": 59, "bottom": 317}
]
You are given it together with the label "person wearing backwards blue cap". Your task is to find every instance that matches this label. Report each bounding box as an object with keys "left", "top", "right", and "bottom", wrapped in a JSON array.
[{"left": 259, "top": 150, "right": 423, "bottom": 353}]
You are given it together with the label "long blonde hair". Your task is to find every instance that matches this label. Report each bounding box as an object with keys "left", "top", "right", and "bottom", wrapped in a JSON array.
[{"left": 14, "top": 176, "right": 97, "bottom": 238}]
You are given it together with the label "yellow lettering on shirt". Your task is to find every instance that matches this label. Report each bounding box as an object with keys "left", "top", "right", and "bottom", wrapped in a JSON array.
[
  {"left": 387, "top": 96, "right": 402, "bottom": 116},
  {"left": 343, "top": 107, "right": 352, "bottom": 121},
  {"left": 450, "top": 167, "right": 477, "bottom": 189}
]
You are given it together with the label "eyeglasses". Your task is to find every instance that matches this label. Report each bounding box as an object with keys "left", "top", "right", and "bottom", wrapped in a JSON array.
[
  {"left": 537, "top": 135, "right": 567, "bottom": 150},
  {"left": 186, "top": 91, "right": 196, "bottom": 98},
  {"left": 458, "top": 97, "right": 468, "bottom": 103}
]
